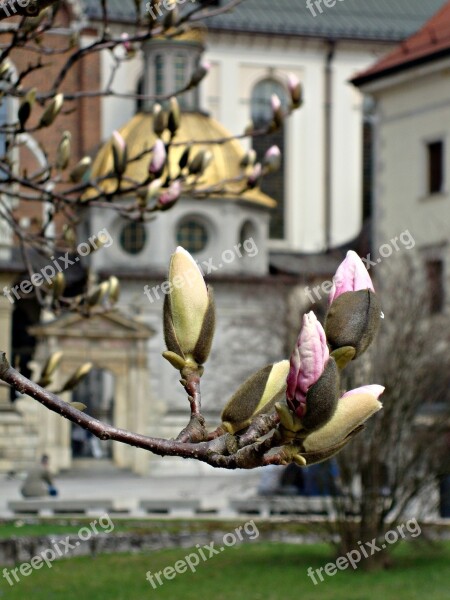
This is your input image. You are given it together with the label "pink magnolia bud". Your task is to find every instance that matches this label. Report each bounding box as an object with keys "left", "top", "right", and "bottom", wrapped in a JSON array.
[
  {"left": 247, "top": 162, "right": 262, "bottom": 188},
  {"left": 263, "top": 145, "right": 281, "bottom": 173},
  {"left": 149, "top": 139, "right": 167, "bottom": 177},
  {"left": 158, "top": 180, "right": 182, "bottom": 209},
  {"left": 286, "top": 311, "right": 329, "bottom": 418},
  {"left": 120, "top": 33, "right": 132, "bottom": 52},
  {"left": 329, "top": 250, "right": 374, "bottom": 305},
  {"left": 112, "top": 130, "right": 126, "bottom": 151},
  {"left": 271, "top": 93, "right": 281, "bottom": 113},
  {"left": 287, "top": 73, "right": 302, "bottom": 108}
]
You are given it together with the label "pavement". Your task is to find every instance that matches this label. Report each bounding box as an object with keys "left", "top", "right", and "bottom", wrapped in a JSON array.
[{"left": 0, "top": 463, "right": 262, "bottom": 518}]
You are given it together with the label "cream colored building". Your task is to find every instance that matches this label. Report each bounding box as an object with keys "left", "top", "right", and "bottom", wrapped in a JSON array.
[{"left": 353, "top": 0, "right": 450, "bottom": 313}]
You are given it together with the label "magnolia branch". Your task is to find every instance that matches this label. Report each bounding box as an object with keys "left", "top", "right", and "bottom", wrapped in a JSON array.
[{"left": 0, "top": 353, "right": 285, "bottom": 469}]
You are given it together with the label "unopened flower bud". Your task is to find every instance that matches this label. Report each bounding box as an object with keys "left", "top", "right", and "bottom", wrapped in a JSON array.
[
  {"left": 111, "top": 130, "right": 128, "bottom": 177},
  {"left": 39, "top": 93, "right": 64, "bottom": 128},
  {"left": 56, "top": 131, "right": 71, "bottom": 171},
  {"left": 189, "top": 149, "right": 212, "bottom": 176},
  {"left": 270, "top": 93, "right": 284, "bottom": 130},
  {"left": 286, "top": 312, "right": 339, "bottom": 432},
  {"left": 325, "top": 251, "right": 381, "bottom": 359},
  {"left": 221, "top": 361, "right": 290, "bottom": 434},
  {"left": 287, "top": 73, "right": 302, "bottom": 108},
  {"left": 240, "top": 149, "right": 257, "bottom": 169},
  {"left": 247, "top": 163, "right": 262, "bottom": 188},
  {"left": 302, "top": 385, "right": 384, "bottom": 455},
  {"left": 70, "top": 156, "right": 92, "bottom": 183},
  {"left": 158, "top": 179, "right": 182, "bottom": 210},
  {"left": 149, "top": 139, "right": 167, "bottom": 177},
  {"left": 163, "top": 247, "right": 215, "bottom": 365},
  {"left": 153, "top": 103, "right": 167, "bottom": 136},
  {"left": 263, "top": 145, "right": 281, "bottom": 173},
  {"left": 168, "top": 97, "right": 181, "bottom": 135}
]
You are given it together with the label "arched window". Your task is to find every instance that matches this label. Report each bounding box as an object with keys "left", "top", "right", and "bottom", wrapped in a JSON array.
[{"left": 251, "top": 79, "right": 290, "bottom": 240}]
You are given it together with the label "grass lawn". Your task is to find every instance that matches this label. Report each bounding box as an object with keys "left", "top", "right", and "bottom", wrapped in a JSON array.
[
  {"left": 0, "top": 541, "right": 448, "bottom": 600},
  {"left": 0, "top": 518, "right": 327, "bottom": 540}
]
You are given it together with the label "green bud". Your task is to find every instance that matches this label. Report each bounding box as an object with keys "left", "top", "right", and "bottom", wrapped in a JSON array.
[
  {"left": 168, "top": 97, "right": 181, "bottom": 135},
  {"left": 221, "top": 361, "right": 289, "bottom": 434},
  {"left": 39, "top": 93, "right": 64, "bottom": 128},
  {"left": 163, "top": 247, "right": 215, "bottom": 364},
  {"left": 70, "top": 157, "right": 92, "bottom": 184},
  {"left": 325, "top": 290, "right": 381, "bottom": 357},
  {"left": 153, "top": 103, "right": 167, "bottom": 136}
]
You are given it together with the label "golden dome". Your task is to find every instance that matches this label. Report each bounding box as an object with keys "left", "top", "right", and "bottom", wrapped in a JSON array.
[{"left": 88, "top": 112, "right": 276, "bottom": 209}]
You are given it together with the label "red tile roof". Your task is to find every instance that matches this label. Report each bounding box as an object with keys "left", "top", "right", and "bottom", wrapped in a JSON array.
[{"left": 353, "top": 0, "right": 450, "bottom": 85}]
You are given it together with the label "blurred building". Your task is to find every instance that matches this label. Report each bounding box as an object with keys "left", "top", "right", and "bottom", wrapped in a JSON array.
[
  {"left": 353, "top": 0, "right": 450, "bottom": 314},
  {"left": 0, "top": 0, "right": 447, "bottom": 474}
]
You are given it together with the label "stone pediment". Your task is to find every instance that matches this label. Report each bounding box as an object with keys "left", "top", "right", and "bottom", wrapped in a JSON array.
[{"left": 29, "top": 310, "right": 154, "bottom": 341}]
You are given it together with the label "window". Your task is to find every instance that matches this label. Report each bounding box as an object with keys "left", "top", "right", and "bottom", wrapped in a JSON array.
[
  {"left": 426, "top": 259, "right": 445, "bottom": 314},
  {"left": 175, "top": 53, "right": 188, "bottom": 109},
  {"left": 176, "top": 218, "right": 209, "bottom": 253},
  {"left": 155, "top": 55, "right": 164, "bottom": 97},
  {"left": 120, "top": 222, "right": 147, "bottom": 255},
  {"left": 251, "top": 79, "right": 290, "bottom": 240},
  {"left": 362, "top": 96, "right": 376, "bottom": 222},
  {"left": 427, "top": 141, "right": 444, "bottom": 195}
]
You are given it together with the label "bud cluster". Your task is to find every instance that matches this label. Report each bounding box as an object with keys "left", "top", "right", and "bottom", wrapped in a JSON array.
[{"left": 161, "top": 247, "right": 383, "bottom": 466}]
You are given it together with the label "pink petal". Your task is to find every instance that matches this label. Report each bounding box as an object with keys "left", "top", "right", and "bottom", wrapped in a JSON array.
[{"left": 329, "top": 251, "right": 375, "bottom": 304}]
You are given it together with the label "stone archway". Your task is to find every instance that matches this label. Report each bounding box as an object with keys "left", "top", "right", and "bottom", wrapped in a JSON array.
[{"left": 28, "top": 311, "right": 155, "bottom": 475}]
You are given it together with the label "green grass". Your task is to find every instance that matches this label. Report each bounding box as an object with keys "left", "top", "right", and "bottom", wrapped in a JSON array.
[
  {"left": 0, "top": 542, "right": 449, "bottom": 600},
  {"left": 0, "top": 518, "right": 326, "bottom": 540}
]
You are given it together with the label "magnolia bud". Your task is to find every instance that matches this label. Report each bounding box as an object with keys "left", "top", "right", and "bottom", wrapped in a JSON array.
[
  {"left": 263, "top": 145, "right": 281, "bottom": 173},
  {"left": 70, "top": 157, "right": 92, "bottom": 183},
  {"left": 240, "top": 149, "right": 257, "bottom": 169},
  {"left": 179, "top": 145, "right": 191, "bottom": 171},
  {"left": 302, "top": 385, "right": 384, "bottom": 454},
  {"left": 18, "top": 88, "right": 36, "bottom": 131},
  {"left": 56, "top": 131, "right": 71, "bottom": 171},
  {"left": 286, "top": 311, "right": 339, "bottom": 432},
  {"left": 158, "top": 179, "right": 182, "bottom": 210},
  {"left": 58, "top": 362, "right": 93, "bottom": 393},
  {"left": 37, "top": 351, "right": 63, "bottom": 387},
  {"left": 108, "top": 276, "right": 120, "bottom": 304},
  {"left": 247, "top": 163, "right": 262, "bottom": 188},
  {"left": 270, "top": 94, "right": 284, "bottom": 130},
  {"left": 287, "top": 74, "right": 302, "bottom": 108},
  {"left": 153, "top": 103, "right": 167, "bottom": 136},
  {"left": 325, "top": 289, "right": 381, "bottom": 358},
  {"left": 189, "top": 149, "right": 212, "bottom": 176},
  {"left": 168, "top": 97, "right": 181, "bottom": 135},
  {"left": 163, "top": 247, "right": 215, "bottom": 365},
  {"left": 149, "top": 139, "right": 167, "bottom": 178},
  {"left": 111, "top": 130, "right": 128, "bottom": 177},
  {"left": 221, "top": 361, "right": 290, "bottom": 434},
  {"left": 39, "top": 93, "right": 64, "bottom": 128}
]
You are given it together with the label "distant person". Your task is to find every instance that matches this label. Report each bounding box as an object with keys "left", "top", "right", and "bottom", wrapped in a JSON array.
[{"left": 21, "top": 454, "right": 58, "bottom": 498}]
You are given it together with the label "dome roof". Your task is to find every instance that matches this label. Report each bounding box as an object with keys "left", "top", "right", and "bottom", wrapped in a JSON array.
[{"left": 88, "top": 112, "right": 276, "bottom": 208}]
